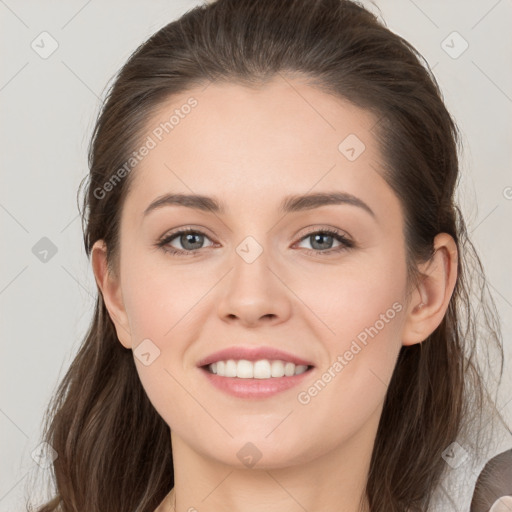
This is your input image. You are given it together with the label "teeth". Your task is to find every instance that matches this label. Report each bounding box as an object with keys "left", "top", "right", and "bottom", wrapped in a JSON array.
[
  {"left": 225, "top": 360, "right": 237, "bottom": 377},
  {"left": 208, "top": 359, "right": 309, "bottom": 378}
]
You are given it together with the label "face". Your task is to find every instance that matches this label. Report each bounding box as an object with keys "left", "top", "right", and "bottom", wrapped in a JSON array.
[{"left": 101, "top": 75, "right": 414, "bottom": 470}]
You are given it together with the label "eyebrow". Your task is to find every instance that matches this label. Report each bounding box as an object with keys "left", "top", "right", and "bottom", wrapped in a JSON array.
[{"left": 143, "top": 191, "right": 376, "bottom": 218}]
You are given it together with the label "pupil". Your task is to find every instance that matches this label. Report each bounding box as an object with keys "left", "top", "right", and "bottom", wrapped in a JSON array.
[
  {"left": 312, "top": 233, "right": 332, "bottom": 250},
  {"left": 183, "top": 233, "right": 203, "bottom": 249}
]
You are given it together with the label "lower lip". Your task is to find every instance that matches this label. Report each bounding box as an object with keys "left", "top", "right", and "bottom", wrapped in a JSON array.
[{"left": 199, "top": 366, "right": 314, "bottom": 398}]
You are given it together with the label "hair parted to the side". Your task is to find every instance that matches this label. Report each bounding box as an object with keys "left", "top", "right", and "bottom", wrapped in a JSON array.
[{"left": 27, "top": 1, "right": 507, "bottom": 511}]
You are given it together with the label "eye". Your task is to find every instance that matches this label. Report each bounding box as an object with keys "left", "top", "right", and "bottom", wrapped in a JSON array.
[
  {"left": 294, "top": 227, "right": 354, "bottom": 255},
  {"left": 156, "top": 228, "right": 215, "bottom": 256},
  {"left": 156, "top": 226, "right": 354, "bottom": 257}
]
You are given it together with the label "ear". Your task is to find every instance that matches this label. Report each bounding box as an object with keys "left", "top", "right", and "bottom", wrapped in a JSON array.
[
  {"left": 401, "top": 233, "right": 458, "bottom": 346},
  {"left": 91, "top": 240, "right": 132, "bottom": 349}
]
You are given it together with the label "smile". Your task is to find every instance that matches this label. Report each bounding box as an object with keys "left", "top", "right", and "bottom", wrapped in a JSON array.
[
  {"left": 207, "top": 359, "right": 311, "bottom": 378},
  {"left": 200, "top": 360, "right": 315, "bottom": 399}
]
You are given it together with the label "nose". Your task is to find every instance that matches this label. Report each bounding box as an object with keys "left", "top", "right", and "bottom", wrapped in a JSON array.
[{"left": 216, "top": 242, "right": 292, "bottom": 328}]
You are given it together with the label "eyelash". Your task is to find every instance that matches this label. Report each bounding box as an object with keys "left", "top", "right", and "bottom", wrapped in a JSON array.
[{"left": 155, "top": 226, "right": 355, "bottom": 258}]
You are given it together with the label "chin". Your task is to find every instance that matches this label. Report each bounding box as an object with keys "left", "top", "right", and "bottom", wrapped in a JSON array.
[{"left": 199, "top": 432, "right": 320, "bottom": 470}]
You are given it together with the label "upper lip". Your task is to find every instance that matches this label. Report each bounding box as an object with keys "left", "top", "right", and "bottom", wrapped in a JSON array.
[{"left": 197, "top": 346, "right": 315, "bottom": 368}]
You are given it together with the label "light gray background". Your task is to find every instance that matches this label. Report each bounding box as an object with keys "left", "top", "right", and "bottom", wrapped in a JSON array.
[{"left": 1, "top": 1, "right": 511, "bottom": 510}]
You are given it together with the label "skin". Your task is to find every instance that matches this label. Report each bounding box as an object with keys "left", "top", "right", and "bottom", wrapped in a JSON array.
[{"left": 92, "top": 74, "right": 458, "bottom": 512}]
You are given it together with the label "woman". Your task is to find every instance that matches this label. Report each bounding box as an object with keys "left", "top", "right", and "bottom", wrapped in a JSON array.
[{"left": 30, "top": 0, "right": 508, "bottom": 511}]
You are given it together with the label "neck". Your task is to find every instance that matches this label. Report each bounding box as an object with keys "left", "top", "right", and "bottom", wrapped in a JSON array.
[{"left": 166, "top": 415, "right": 378, "bottom": 512}]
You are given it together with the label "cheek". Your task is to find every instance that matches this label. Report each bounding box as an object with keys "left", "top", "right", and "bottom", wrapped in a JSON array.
[
  {"left": 120, "top": 261, "right": 201, "bottom": 426},
  {"left": 119, "top": 253, "right": 218, "bottom": 414},
  {"left": 293, "top": 253, "right": 407, "bottom": 418},
  {"left": 121, "top": 253, "right": 208, "bottom": 340},
  {"left": 301, "top": 251, "right": 407, "bottom": 349},
  {"left": 292, "top": 299, "right": 405, "bottom": 455}
]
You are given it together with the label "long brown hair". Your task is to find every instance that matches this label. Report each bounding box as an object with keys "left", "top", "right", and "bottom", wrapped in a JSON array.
[{"left": 27, "top": 1, "right": 507, "bottom": 510}]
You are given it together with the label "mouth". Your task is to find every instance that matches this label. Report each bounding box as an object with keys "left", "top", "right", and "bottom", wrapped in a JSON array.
[
  {"left": 196, "top": 346, "right": 316, "bottom": 398},
  {"left": 198, "top": 358, "right": 315, "bottom": 399}
]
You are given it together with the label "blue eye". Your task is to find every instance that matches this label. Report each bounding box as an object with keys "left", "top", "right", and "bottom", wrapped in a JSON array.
[{"left": 156, "top": 227, "right": 354, "bottom": 257}]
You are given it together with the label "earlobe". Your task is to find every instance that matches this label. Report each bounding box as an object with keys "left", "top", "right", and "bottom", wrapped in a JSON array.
[
  {"left": 401, "top": 233, "right": 458, "bottom": 346},
  {"left": 91, "top": 240, "right": 132, "bottom": 349}
]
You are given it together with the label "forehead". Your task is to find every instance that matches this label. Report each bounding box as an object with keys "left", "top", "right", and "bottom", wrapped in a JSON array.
[{"left": 123, "top": 76, "right": 394, "bottom": 221}]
